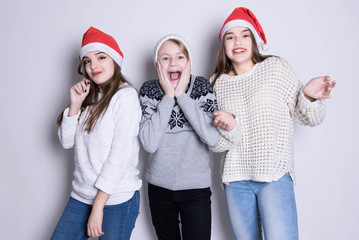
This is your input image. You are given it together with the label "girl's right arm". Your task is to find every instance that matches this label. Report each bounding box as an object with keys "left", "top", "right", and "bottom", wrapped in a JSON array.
[
  {"left": 210, "top": 113, "right": 241, "bottom": 153},
  {"left": 58, "top": 79, "right": 90, "bottom": 149},
  {"left": 208, "top": 76, "right": 241, "bottom": 153},
  {"left": 138, "top": 81, "right": 174, "bottom": 153}
]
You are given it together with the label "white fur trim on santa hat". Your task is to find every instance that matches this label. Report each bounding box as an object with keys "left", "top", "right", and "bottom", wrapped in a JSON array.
[
  {"left": 80, "top": 42, "right": 124, "bottom": 68},
  {"left": 221, "top": 20, "right": 267, "bottom": 51},
  {"left": 153, "top": 34, "right": 192, "bottom": 66}
]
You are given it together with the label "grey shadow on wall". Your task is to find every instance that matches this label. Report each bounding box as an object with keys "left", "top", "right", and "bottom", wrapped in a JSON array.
[
  {"left": 45, "top": 48, "right": 81, "bottom": 239},
  {"left": 132, "top": 54, "right": 158, "bottom": 238}
]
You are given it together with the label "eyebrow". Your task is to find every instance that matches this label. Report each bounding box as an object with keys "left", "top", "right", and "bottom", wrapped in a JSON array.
[
  {"left": 159, "top": 52, "right": 184, "bottom": 57},
  {"left": 95, "top": 51, "right": 106, "bottom": 55},
  {"left": 225, "top": 29, "right": 250, "bottom": 35},
  {"left": 83, "top": 51, "right": 107, "bottom": 60}
]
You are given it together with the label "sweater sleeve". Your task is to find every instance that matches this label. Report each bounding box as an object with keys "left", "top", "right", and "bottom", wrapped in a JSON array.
[
  {"left": 209, "top": 115, "right": 241, "bottom": 153},
  {"left": 139, "top": 82, "right": 175, "bottom": 153},
  {"left": 279, "top": 58, "right": 326, "bottom": 127},
  {"left": 207, "top": 75, "right": 241, "bottom": 152},
  {"left": 176, "top": 76, "right": 219, "bottom": 146},
  {"left": 57, "top": 108, "right": 79, "bottom": 149},
  {"left": 94, "top": 88, "right": 141, "bottom": 194}
]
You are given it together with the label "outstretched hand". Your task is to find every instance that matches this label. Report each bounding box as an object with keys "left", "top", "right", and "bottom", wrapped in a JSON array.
[
  {"left": 302, "top": 76, "right": 336, "bottom": 102},
  {"left": 175, "top": 60, "right": 191, "bottom": 98},
  {"left": 157, "top": 61, "right": 175, "bottom": 98},
  {"left": 213, "top": 110, "right": 236, "bottom": 131}
]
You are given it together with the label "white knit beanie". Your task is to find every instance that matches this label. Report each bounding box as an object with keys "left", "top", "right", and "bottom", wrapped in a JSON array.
[{"left": 153, "top": 34, "right": 191, "bottom": 65}]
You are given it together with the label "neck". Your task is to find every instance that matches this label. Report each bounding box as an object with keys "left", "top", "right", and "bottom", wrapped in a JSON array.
[{"left": 231, "top": 60, "right": 255, "bottom": 75}]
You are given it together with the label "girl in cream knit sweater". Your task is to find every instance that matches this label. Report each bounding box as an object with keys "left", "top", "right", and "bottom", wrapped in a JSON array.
[{"left": 210, "top": 7, "right": 336, "bottom": 240}]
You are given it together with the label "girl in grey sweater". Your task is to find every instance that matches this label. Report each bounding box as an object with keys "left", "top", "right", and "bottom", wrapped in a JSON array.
[{"left": 139, "top": 34, "right": 225, "bottom": 240}]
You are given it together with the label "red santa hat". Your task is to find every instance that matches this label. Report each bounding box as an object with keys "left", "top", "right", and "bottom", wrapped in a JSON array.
[
  {"left": 219, "top": 7, "right": 267, "bottom": 51},
  {"left": 80, "top": 27, "right": 124, "bottom": 68}
]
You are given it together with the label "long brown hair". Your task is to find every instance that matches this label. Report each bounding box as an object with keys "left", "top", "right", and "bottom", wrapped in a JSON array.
[
  {"left": 56, "top": 59, "right": 132, "bottom": 133},
  {"left": 211, "top": 29, "right": 273, "bottom": 87}
]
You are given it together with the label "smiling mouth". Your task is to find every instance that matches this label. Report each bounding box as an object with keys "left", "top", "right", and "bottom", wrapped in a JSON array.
[
  {"left": 233, "top": 48, "right": 246, "bottom": 54},
  {"left": 169, "top": 71, "right": 181, "bottom": 81}
]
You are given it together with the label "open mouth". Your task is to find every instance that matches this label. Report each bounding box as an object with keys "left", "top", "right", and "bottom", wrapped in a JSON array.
[{"left": 169, "top": 71, "right": 181, "bottom": 81}]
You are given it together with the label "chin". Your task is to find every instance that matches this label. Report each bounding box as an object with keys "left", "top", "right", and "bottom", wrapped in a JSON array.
[{"left": 171, "top": 81, "right": 179, "bottom": 88}]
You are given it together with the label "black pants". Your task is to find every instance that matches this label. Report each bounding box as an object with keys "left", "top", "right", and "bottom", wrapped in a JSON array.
[{"left": 148, "top": 183, "right": 212, "bottom": 240}]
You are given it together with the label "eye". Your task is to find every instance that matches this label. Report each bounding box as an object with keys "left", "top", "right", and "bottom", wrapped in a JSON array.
[
  {"left": 98, "top": 55, "right": 107, "bottom": 60},
  {"left": 243, "top": 34, "right": 250, "bottom": 38},
  {"left": 161, "top": 57, "right": 169, "bottom": 61},
  {"left": 178, "top": 55, "right": 185, "bottom": 60},
  {"left": 83, "top": 59, "right": 90, "bottom": 65},
  {"left": 225, "top": 35, "right": 234, "bottom": 41}
]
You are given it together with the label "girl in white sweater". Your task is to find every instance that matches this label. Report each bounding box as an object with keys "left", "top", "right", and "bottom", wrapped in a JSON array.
[
  {"left": 51, "top": 27, "right": 142, "bottom": 240},
  {"left": 210, "top": 7, "right": 336, "bottom": 240}
]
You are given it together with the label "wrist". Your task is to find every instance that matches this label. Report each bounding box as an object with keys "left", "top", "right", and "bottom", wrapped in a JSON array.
[
  {"left": 303, "top": 92, "right": 316, "bottom": 102},
  {"left": 165, "top": 93, "right": 175, "bottom": 98},
  {"left": 68, "top": 104, "right": 81, "bottom": 117}
]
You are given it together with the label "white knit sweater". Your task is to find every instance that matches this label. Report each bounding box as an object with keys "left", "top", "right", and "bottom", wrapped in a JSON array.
[
  {"left": 210, "top": 57, "right": 325, "bottom": 183},
  {"left": 58, "top": 84, "right": 142, "bottom": 205}
]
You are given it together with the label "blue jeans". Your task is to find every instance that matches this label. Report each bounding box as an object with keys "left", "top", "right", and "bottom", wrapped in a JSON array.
[
  {"left": 225, "top": 173, "right": 298, "bottom": 240},
  {"left": 51, "top": 191, "right": 140, "bottom": 240}
]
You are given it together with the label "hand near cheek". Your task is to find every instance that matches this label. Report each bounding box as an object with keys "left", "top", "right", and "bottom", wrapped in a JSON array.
[
  {"left": 68, "top": 78, "right": 91, "bottom": 117},
  {"left": 175, "top": 61, "right": 191, "bottom": 98},
  {"left": 157, "top": 61, "right": 175, "bottom": 98},
  {"left": 213, "top": 110, "right": 236, "bottom": 131},
  {"left": 70, "top": 78, "right": 91, "bottom": 106}
]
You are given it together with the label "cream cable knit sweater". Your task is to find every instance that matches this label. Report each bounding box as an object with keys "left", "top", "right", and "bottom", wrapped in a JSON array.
[{"left": 210, "top": 56, "right": 325, "bottom": 184}]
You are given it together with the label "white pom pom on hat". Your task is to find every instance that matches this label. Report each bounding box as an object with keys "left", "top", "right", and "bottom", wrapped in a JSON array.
[
  {"left": 80, "top": 27, "right": 124, "bottom": 68},
  {"left": 219, "top": 7, "right": 268, "bottom": 51},
  {"left": 153, "top": 34, "right": 192, "bottom": 65}
]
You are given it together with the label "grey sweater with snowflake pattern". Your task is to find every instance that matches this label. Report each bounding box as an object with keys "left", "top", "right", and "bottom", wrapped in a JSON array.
[{"left": 139, "top": 75, "right": 219, "bottom": 190}]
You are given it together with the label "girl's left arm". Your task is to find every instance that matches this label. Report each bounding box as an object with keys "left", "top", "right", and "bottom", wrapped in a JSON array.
[
  {"left": 87, "top": 190, "right": 109, "bottom": 238},
  {"left": 176, "top": 76, "right": 219, "bottom": 146},
  {"left": 94, "top": 88, "right": 141, "bottom": 194},
  {"left": 57, "top": 108, "right": 80, "bottom": 149},
  {"left": 280, "top": 58, "right": 328, "bottom": 126}
]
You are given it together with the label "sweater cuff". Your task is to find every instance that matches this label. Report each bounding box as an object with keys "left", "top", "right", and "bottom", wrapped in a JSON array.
[
  {"left": 298, "top": 91, "right": 324, "bottom": 109},
  {"left": 219, "top": 114, "right": 241, "bottom": 140},
  {"left": 62, "top": 108, "right": 80, "bottom": 125}
]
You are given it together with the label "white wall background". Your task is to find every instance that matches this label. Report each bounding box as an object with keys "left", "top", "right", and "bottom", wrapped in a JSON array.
[{"left": 0, "top": 0, "right": 358, "bottom": 239}]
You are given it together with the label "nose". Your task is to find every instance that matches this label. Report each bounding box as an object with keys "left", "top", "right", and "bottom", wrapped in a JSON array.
[
  {"left": 170, "top": 58, "right": 177, "bottom": 67},
  {"left": 90, "top": 60, "right": 99, "bottom": 70}
]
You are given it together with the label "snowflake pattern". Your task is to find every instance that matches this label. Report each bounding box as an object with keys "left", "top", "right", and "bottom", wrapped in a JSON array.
[
  {"left": 199, "top": 99, "right": 218, "bottom": 113},
  {"left": 190, "top": 76, "right": 214, "bottom": 100},
  {"left": 169, "top": 110, "right": 187, "bottom": 130},
  {"left": 140, "top": 76, "right": 217, "bottom": 133},
  {"left": 139, "top": 80, "right": 163, "bottom": 101},
  {"left": 141, "top": 104, "right": 157, "bottom": 117}
]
